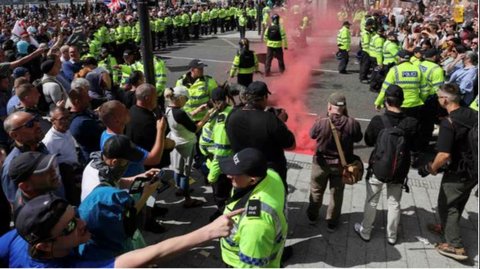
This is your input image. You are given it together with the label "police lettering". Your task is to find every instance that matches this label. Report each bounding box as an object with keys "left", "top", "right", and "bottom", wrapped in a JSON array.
[{"left": 402, "top": 71, "right": 418, "bottom": 77}]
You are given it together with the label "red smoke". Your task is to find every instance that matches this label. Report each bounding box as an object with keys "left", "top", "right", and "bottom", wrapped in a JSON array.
[{"left": 254, "top": 2, "right": 341, "bottom": 155}]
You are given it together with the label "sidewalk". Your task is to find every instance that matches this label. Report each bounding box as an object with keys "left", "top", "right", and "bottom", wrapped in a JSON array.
[{"left": 145, "top": 152, "right": 478, "bottom": 268}]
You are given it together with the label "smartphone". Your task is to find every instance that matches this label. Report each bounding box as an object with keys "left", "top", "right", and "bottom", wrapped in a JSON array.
[{"left": 129, "top": 176, "right": 149, "bottom": 194}]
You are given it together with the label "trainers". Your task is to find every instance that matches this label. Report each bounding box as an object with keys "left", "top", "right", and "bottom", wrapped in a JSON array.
[
  {"left": 427, "top": 223, "right": 443, "bottom": 235},
  {"left": 387, "top": 237, "right": 397, "bottom": 245},
  {"left": 354, "top": 223, "right": 370, "bottom": 242},
  {"left": 435, "top": 243, "right": 468, "bottom": 261}
]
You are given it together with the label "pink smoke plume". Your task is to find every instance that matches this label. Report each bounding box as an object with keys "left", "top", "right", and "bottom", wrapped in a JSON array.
[{"left": 254, "top": 1, "right": 341, "bottom": 155}]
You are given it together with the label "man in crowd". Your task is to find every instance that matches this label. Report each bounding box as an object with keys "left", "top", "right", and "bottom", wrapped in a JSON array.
[
  {"left": 418, "top": 83, "right": 478, "bottom": 261},
  {"left": 307, "top": 92, "right": 362, "bottom": 232},
  {"left": 2, "top": 111, "right": 64, "bottom": 203},
  {"left": 226, "top": 81, "right": 295, "bottom": 190},
  {"left": 0, "top": 193, "right": 242, "bottom": 267},
  {"left": 337, "top": 21, "right": 351, "bottom": 74}
]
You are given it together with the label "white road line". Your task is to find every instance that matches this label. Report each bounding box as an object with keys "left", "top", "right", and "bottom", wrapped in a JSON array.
[
  {"left": 220, "top": 37, "right": 240, "bottom": 48},
  {"left": 162, "top": 55, "right": 342, "bottom": 73},
  {"left": 306, "top": 112, "right": 371, "bottom": 122}
]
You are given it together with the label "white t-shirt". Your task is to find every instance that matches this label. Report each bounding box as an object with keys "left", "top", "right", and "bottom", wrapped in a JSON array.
[
  {"left": 42, "top": 127, "right": 78, "bottom": 165},
  {"left": 81, "top": 160, "right": 101, "bottom": 201}
]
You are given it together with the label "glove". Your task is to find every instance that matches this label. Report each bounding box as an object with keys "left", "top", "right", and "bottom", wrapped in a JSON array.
[{"left": 418, "top": 164, "right": 430, "bottom": 178}]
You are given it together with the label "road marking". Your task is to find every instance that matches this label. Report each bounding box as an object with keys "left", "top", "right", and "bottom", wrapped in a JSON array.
[
  {"left": 306, "top": 112, "right": 371, "bottom": 122},
  {"left": 220, "top": 37, "right": 239, "bottom": 48}
]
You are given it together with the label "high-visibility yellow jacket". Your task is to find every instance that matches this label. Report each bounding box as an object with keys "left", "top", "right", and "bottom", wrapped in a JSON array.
[
  {"left": 176, "top": 73, "right": 218, "bottom": 121},
  {"left": 337, "top": 26, "right": 351, "bottom": 51},
  {"left": 382, "top": 40, "right": 399, "bottom": 65},
  {"left": 264, "top": 23, "right": 287, "bottom": 49},
  {"left": 375, "top": 61, "right": 427, "bottom": 108},
  {"left": 230, "top": 50, "right": 259, "bottom": 77},
  {"left": 419, "top": 60, "right": 445, "bottom": 96},
  {"left": 221, "top": 169, "right": 287, "bottom": 268}
]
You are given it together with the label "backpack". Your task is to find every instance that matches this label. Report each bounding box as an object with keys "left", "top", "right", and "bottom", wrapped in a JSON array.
[
  {"left": 368, "top": 115, "right": 410, "bottom": 183},
  {"left": 267, "top": 25, "right": 282, "bottom": 41},
  {"left": 449, "top": 118, "right": 478, "bottom": 182},
  {"left": 32, "top": 78, "right": 55, "bottom": 115},
  {"left": 238, "top": 50, "right": 255, "bottom": 68}
]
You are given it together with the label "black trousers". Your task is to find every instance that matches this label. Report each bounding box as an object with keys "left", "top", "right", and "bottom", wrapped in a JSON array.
[
  {"left": 237, "top": 73, "right": 253, "bottom": 88},
  {"left": 201, "top": 22, "right": 209, "bottom": 35},
  {"left": 265, "top": 47, "right": 285, "bottom": 75},
  {"left": 438, "top": 172, "right": 477, "bottom": 248},
  {"left": 337, "top": 49, "right": 349, "bottom": 72},
  {"left": 211, "top": 18, "right": 218, "bottom": 34},
  {"left": 359, "top": 51, "right": 371, "bottom": 80},
  {"left": 238, "top": 26, "right": 246, "bottom": 39},
  {"left": 219, "top": 18, "right": 225, "bottom": 32},
  {"left": 192, "top": 24, "right": 200, "bottom": 39},
  {"left": 212, "top": 174, "right": 233, "bottom": 211},
  {"left": 166, "top": 26, "right": 174, "bottom": 45},
  {"left": 157, "top": 31, "right": 166, "bottom": 48},
  {"left": 183, "top": 26, "right": 190, "bottom": 40}
]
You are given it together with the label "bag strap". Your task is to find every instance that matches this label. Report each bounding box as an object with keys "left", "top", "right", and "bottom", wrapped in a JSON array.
[
  {"left": 328, "top": 118, "right": 347, "bottom": 167},
  {"left": 380, "top": 114, "right": 393, "bottom": 128}
]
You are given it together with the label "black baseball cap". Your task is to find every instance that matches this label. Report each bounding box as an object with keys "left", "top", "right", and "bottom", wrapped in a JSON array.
[
  {"left": 188, "top": 59, "right": 207, "bottom": 69},
  {"left": 9, "top": 152, "right": 57, "bottom": 186},
  {"left": 245, "top": 81, "right": 271, "bottom": 97},
  {"left": 219, "top": 148, "right": 268, "bottom": 178},
  {"left": 211, "top": 87, "right": 227, "bottom": 101},
  {"left": 397, "top": 50, "right": 412, "bottom": 59},
  {"left": 16, "top": 193, "right": 69, "bottom": 245},
  {"left": 328, "top": 92, "right": 346, "bottom": 106},
  {"left": 423, "top": 48, "right": 439, "bottom": 58},
  {"left": 102, "top": 135, "right": 144, "bottom": 162}
]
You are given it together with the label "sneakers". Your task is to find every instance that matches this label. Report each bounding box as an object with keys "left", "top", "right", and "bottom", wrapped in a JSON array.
[
  {"left": 427, "top": 223, "right": 443, "bottom": 236},
  {"left": 353, "top": 223, "right": 370, "bottom": 242},
  {"left": 435, "top": 243, "right": 468, "bottom": 261},
  {"left": 387, "top": 237, "right": 397, "bottom": 245},
  {"left": 306, "top": 207, "right": 318, "bottom": 225}
]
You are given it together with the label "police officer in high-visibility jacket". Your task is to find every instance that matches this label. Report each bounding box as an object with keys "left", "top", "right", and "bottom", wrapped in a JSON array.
[
  {"left": 264, "top": 14, "right": 287, "bottom": 77},
  {"left": 230, "top": 38, "right": 259, "bottom": 87},
  {"left": 359, "top": 20, "right": 374, "bottom": 82},
  {"left": 220, "top": 148, "right": 287, "bottom": 268},
  {"left": 470, "top": 95, "right": 479, "bottom": 111},
  {"left": 419, "top": 48, "right": 446, "bottom": 149},
  {"left": 337, "top": 21, "right": 351, "bottom": 74},
  {"left": 201, "top": 87, "right": 234, "bottom": 221},
  {"left": 374, "top": 50, "right": 427, "bottom": 112},
  {"left": 368, "top": 27, "right": 386, "bottom": 92},
  {"left": 176, "top": 59, "right": 218, "bottom": 121}
]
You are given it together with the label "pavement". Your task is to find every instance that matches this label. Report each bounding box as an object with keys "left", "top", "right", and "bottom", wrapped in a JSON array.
[{"left": 141, "top": 30, "right": 478, "bottom": 268}]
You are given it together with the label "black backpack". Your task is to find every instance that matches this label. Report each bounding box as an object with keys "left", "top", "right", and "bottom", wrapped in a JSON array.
[
  {"left": 369, "top": 115, "right": 410, "bottom": 183},
  {"left": 450, "top": 118, "right": 478, "bottom": 182},
  {"left": 267, "top": 25, "right": 282, "bottom": 41},
  {"left": 238, "top": 50, "right": 255, "bottom": 69},
  {"left": 31, "top": 78, "right": 52, "bottom": 115}
]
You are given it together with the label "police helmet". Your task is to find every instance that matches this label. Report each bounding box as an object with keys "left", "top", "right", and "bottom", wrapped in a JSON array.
[
  {"left": 239, "top": 38, "right": 250, "bottom": 50},
  {"left": 271, "top": 14, "right": 280, "bottom": 24}
]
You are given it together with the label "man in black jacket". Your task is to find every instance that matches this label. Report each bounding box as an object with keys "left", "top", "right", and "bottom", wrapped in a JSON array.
[
  {"left": 354, "top": 85, "right": 419, "bottom": 245},
  {"left": 418, "top": 83, "right": 478, "bottom": 261}
]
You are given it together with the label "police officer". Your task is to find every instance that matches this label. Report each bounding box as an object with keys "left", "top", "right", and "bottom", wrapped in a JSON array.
[
  {"left": 264, "top": 14, "right": 287, "bottom": 77},
  {"left": 382, "top": 31, "right": 399, "bottom": 72},
  {"left": 359, "top": 19, "right": 374, "bottom": 83},
  {"left": 210, "top": 4, "right": 219, "bottom": 34},
  {"left": 176, "top": 59, "right": 218, "bottom": 122},
  {"left": 337, "top": 21, "right": 351, "bottom": 74},
  {"left": 238, "top": 9, "right": 248, "bottom": 39},
  {"left": 191, "top": 9, "right": 201, "bottom": 40},
  {"left": 200, "top": 87, "right": 233, "bottom": 221},
  {"left": 219, "top": 148, "right": 287, "bottom": 268},
  {"left": 369, "top": 27, "right": 386, "bottom": 92},
  {"left": 229, "top": 38, "right": 259, "bottom": 87},
  {"left": 201, "top": 7, "right": 210, "bottom": 36},
  {"left": 419, "top": 48, "right": 446, "bottom": 147},
  {"left": 164, "top": 12, "right": 174, "bottom": 46},
  {"left": 418, "top": 83, "right": 477, "bottom": 262}
]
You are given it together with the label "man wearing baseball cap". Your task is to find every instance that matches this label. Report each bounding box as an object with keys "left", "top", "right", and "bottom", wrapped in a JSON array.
[
  {"left": 226, "top": 81, "right": 295, "bottom": 191},
  {"left": 219, "top": 148, "right": 287, "bottom": 268},
  {"left": 307, "top": 92, "right": 362, "bottom": 232},
  {"left": 175, "top": 59, "right": 218, "bottom": 122},
  {"left": 9, "top": 151, "right": 62, "bottom": 214},
  {"left": 0, "top": 193, "right": 242, "bottom": 267}
]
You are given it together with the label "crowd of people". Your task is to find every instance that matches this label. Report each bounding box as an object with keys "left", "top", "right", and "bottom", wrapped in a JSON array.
[{"left": 0, "top": 0, "right": 477, "bottom": 267}]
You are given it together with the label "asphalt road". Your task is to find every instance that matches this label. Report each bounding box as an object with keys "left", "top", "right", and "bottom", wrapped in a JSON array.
[{"left": 156, "top": 30, "right": 380, "bottom": 162}]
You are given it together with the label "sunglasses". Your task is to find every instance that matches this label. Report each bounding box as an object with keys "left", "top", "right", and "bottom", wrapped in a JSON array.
[
  {"left": 59, "top": 217, "right": 77, "bottom": 237},
  {"left": 11, "top": 116, "right": 40, "bottom": 131}
]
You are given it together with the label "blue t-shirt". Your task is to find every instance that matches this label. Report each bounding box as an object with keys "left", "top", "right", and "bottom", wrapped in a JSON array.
[
  {"left": 100, "top": 131, "right": 148, "bottom": 177},
  {"left": 0, "top": 230, "right": 115, "bottom": 268},
  {"left": 6, "top": 95, "right": 20, "bottom": 115}
]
